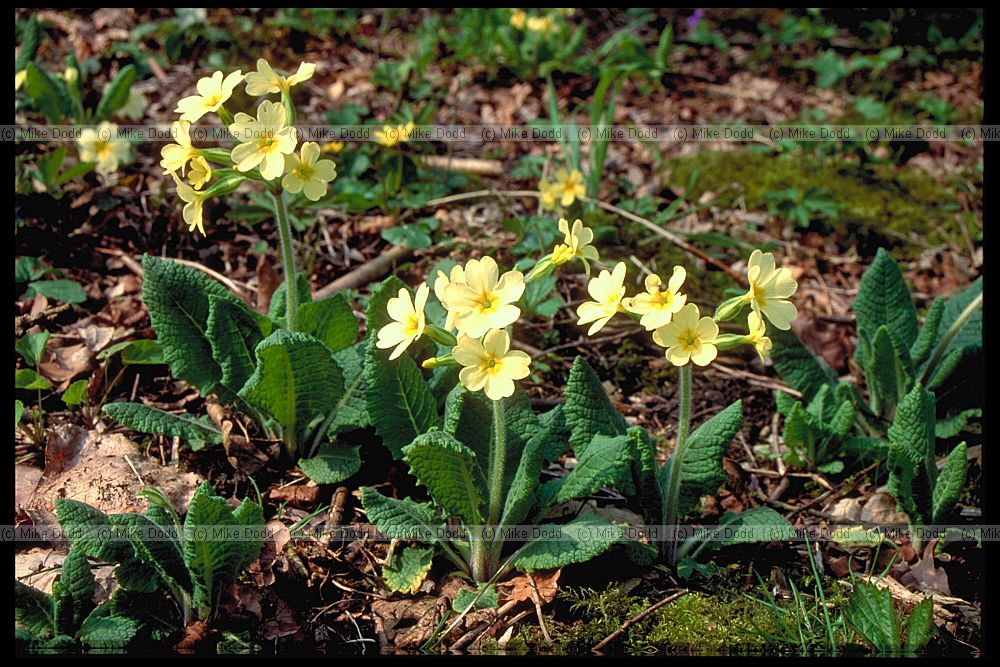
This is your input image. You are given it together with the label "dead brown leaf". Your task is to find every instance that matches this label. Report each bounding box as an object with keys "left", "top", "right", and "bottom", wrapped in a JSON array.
[
  {"left": 502, "top": 569, "right": 560, "bottom": 605},
  {"left": 248, "top": 521, "right": 291, "bottom": 587}
]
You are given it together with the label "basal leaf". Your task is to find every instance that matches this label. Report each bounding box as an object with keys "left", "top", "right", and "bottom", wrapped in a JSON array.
[
  {"left": 769, "top": 327, "right": 837, "bottom": 402},
  {"left": 77, "top": 615, "right": 138, "bottom": 650},
  {"left": 555, "top": 433, "right": 635, "bottom": 504},
  {"left": 402, "top": 430, "right": 485, "bottom": 525},
  {"left": 54, "top": 499, "right": 133, "bottom": 563},
  {"left": 846, "top": 581, "right": 900, "bottom": 654},
  {"left": 363, "top": 337, "right": 439, "bottom": 458},
  {"left": 564, "top": 356, "right": 627, "bottom": 457},
  {"left": 183, "top": 485, "right": 245, "bottom": 616},
  {"left": 932, "top": 442, "right": 967, "bottom": 524},
  {"left": 360, "top": 486, "right": 440, "bottom": 539},
  {"left": 267, "top": 273, "right": 312, "bottom": 323},
  {"left": 206, "top": 295, "right": 269, "bottom": 394},
  {"left": 327, "top": 342, "right": 371, "bottom": 435},
  {"left": 904, "top": 597, "right": 935, "bottom": 654},
  {"left": 298, "top": 293, "right": 358, "bottom": 353},
  {"left": 935, "top": 408, "right": 981, "bottom": 439},
  {"left": 141, "top": 255, "right": 242, "bottom": 396},
  {"left": 298, "top": 444, "right": 361, "bottom": 485},
  {"left": 853, "top": 248, "right": 919, "bottom": 350},
  {"left": 15, "top": 581, "right": 55, "bottom": 636},
  {"left": 239, "top": 330, "right": 344, "bottom": 445},
  {"left": 383, "top": 546, "right": 435, "bottom": 594},
  {"left": 95, "top": 64, "right": 136, "bottom": 121},
  {"left": 102, "top": 402, "right": 222, "bottom": 452},
  {"left": 886, "top": 384, "right": 936, "bottom": 524},
  {"left": 512, "top": 513, "right": 622, "bottom": 571}
]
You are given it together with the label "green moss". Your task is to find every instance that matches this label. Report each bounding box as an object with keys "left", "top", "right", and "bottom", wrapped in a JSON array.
[{"left": 668, "top": 150, "right": 977, "bottom": 255}]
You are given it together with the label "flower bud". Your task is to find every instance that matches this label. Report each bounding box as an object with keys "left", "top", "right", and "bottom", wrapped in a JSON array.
[{"left": 714, "top": 295, "right": 748, "bottom": 322}]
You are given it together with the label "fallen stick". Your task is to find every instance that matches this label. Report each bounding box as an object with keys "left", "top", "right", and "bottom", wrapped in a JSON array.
[
  {"left": 591, "top": 589, "right": 689, "bottom": 653},
  {"left": 15, "top": 303, "right": 72, "bottom": 337},
  {"left": 420, "top": 155, "right": 504, "bottom": 176},
  {"left": 314, "top": 245, "right": 413, "bottom": 299}
]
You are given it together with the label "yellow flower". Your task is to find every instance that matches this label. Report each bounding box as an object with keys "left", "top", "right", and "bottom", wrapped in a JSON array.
[
  {"left": 77, "top": 122, "right": 130, "bottom": 175},
  {"left": 282, "top": 142, "right": 337, "bottom": 201},
  {"left": 576, "top": 261, "right": 627, "bottom": 335},
  {"left": 652, "top": 303, "right": 719, "bottom": 367},
  {"left": 229, "top": 100, "right": 298, "bottom": 180},
  {"left": 434, "top": 264, "right": 467, "bottom": 331},
  {"left": 160, "top": 120, "right": 200, "bottom": 175},
  {"left": 118, "top": 89, "right": 147, "bottom": 121},
  {"left": 510, "top": 9, "right": 527, "bottom": 29},
  {"left": 539, "top": 181, "right": 558, "bottom": 209},
  {"left": 322, "top": 141, "right": 345, "bottom": 153},
  {"left": 453, "top": 329, "right": 531, "bottom": 401},
  {"left": 374, "top": 121, "right": 415, "bottom": 147},
  {"left": 15, "top": 69, "right": 27, "bottom": 91},
  {"left": 622, "top": 267, "right": 687, "bottom": 331},
  {"left": 170, "top": 172, "right": 208, "bottom": 236},
  {"left": 376, "top": 283, "right": 429, "bottom": 361},
  {"left": 444, "top": 257, "right": 525, "bottom": 338},
  {"left": 526, "top": 16, "right": 554, "bottom": 33},
  {"left": 552, "top": 168, "right": 585, "bottom": 207},
  {"left": 744, "top": 249, "right": 798, "bottom": 330},
  {"left": 175, "top": 70, "right": 244, "bottom": 122},
  {"left": 746, "top": 311, "right": 772, "bottom": 364},
  {"left": 188, "top": 155, "right": 212, "bottom": 190},
  {"left": 244, "top": 59, "right": 315, "bottom": 96},
  {"left": 551, "top": 218, "right": 599, "bottom": 271}
]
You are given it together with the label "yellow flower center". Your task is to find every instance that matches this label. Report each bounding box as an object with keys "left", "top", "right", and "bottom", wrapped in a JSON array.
[
  {"left": 551, "top": 244, "right": 574, "bottom": 265},
  {"left": 205, "top": 94, "right": 222, "bottom": 108},
  {"left": 403, "top": 314, "right": 422, "bottom": 336},
  {"left": 650, "top": 290, "right": 674, "bottom": 309},
  {"left": 257, "top": 138, "right": 280, "bottom": 154},
  {"left": 680, "top": 330, "right": 700, "bottom": 350},
  {"left": 96, "top": 142, "right": 112, "bottom": 158},
  {"left": 482, "top": 355, "right": 502, "bottom": 375},
  {"left": 605, "top": 289, "right": 624, "bottom": 308},
  {"left": 294, "top": 163, "right": 315, "bottom": 180},
  {"left": 476, "top": 292, "right": 497, "bottom": 314},
  {"left": 751, "top": 283, "right": 767, "bottom": 307}
]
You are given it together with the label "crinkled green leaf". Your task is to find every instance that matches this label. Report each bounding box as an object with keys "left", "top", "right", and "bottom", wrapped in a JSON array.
[
  {"left": 443, "top": 385, "right": 493, "bottom": 470},
  {"left": 327, "top": 342, "right": 371, "bottom": 435},
  {"left": 932, "top": 442, "right": 967, "bottom": 524},
  {"left": 933, "top": 276, "right": 982, "bottom": 361},
  {"left": 708, "top": 508, "right": 794, "bottom": 549},
  {"left": 15, "top": 581, "right": 55, "bottom": 636},
  {"left": 564, "top": 356, "right": 627, "bottom": 457},
  {"left": 298, "top": 444, "right": 361, "bottom": 484},
  {"left": 54, "top": 499, "right": 133, "bottom": 563},
  {"left": 298, "top": 293, "right": 358, "bottom": 353},
  {"left": 231, "top": 498, "right": 266, "bottom": 574},
  {"left": 887, "top": 384, "right": 936, "bottom": 524},
  {"left": 267, "top": 273, "right": 312, "bottom": 323},
  {"left": 102, "top": 402, "right": 222, "bottom": 452},
  {"left": 141, "top": 255, "right": 242, "bottom": 395},
  {"left": 183, "top": 483, "right": 249, "bottom": 616},
  {"left": 108, "top": 513, "right": 191, "bottom": 593},
  {"left": 383, "top": 546, "right": 435, "bottom": 594},
  {"left": 360, "top": 486, "right": 440, "bottom": 539},
  {"left": 239, "top": 330, "right": 344, "bottom": 444},
  {"left": 904, "top": 597, "right": 935, "bottom": 654},
  {"left": 910, "top": 296, "right": 945, "bottom": 368},
  {"left": 77, "top": 615, "right": 137, "bottom": 650},
  {"left": 555, "top": 434, "right": 635, "bottom": 504},
  {"left": 452, "top": 584, "right": 499, "bottom": 612},
  {"left": 846, "top": 581, "right": 900, "bottom": 654},
  {"left": 206, "top": 295, "right": 269, "bottom": 394},
  {"left": 512, "top": 513, "right": 622, "bottom": 571},
  {"left": 661, "top": 400, "right": 742, "bottom": 518},
  {"left": 402, "top": 430, "right": 485, "bottom": 525},
  {"left": 769, "top": 327, "right": 837, "bottom": 402},
  {"left": 363, "top": 337, "right": 439, "bottom": 458},
  {"left": 501, "top": 424, "right": 556, "bottom": 527},
  {"left": 113, "top": 554, "right": 159, "bottom": 593},
  {"left": 53, "top": 547, "right": 96, "bottom": 633},
  {"left": 853, "top": 248, "right": 919, "bottom": 351},
  {"left": 867, "top": 326, "right": 900, "bottom": 416}
]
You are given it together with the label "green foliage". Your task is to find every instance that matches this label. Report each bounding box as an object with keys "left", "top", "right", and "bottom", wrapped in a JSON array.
[
  {"left": 36, "top": 481, "right": 267, "bottom": 650},
  {"left": 102, "top": 403, "right": 222, "bottom": 451},
  {"left": 763, "top": 187, "right": 841, "bottom": 228},
  {"left": 771, "top": 249, "right": 982, "bottom": 471},
  {"left": 383, "top": 546, "right": 436, "bottom": 594},
  {"left": 846, "top": 581, "right": 934, "bottom": 655},
  {"left": 886, "top": 383, "right": 968, "bottom": 525}
]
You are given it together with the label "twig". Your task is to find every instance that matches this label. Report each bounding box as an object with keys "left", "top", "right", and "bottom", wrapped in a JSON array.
[
  {"left": 123, "top": 455, "right": 145, "bottom": 486},
  {"left": 314, "top": 245, "right": 413, "bottom": 299},
  {"left": 420, "top": 155, "right": 504, "bottom": 176},
  {"left": 14, "top": 303, "right": 72, "bottom": 337},
  {"left": 591, "top": 589, "right": 689, "bottom": 653}
]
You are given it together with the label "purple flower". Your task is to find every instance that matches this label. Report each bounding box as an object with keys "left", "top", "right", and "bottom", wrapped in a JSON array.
[{"left": 686, "top": 9, "right": 705, "bottom": 31}]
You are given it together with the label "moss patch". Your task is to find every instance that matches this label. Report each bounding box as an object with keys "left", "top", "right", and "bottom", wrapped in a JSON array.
[{"left": 668, "top": 149, "right": 977, "bottom": 255}]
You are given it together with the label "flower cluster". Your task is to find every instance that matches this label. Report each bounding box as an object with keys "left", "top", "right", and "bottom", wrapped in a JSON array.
[
  {"left": 377, "top": 218, "right": 600, "bottom": 400},
  {"left": 76, "top": 121, "right": 131, "bottom": 175},
  {"left": 159, "top": 60, "right": 335, "bottom": 236},
  {"left": 576, "top": 250, "right": 798, "bottom": 367}
]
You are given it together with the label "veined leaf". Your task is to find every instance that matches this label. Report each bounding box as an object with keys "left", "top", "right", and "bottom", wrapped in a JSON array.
[
  {"left": 53, "top": 546, "right": 96, "bottom": 634},
  {"left": 904, "top": 597, "right": 935, "bottom": 654},
  {"left": 846, "top": 581, "right": 900, "bottom": 654},
  {"left": 267, "top": 273, "right": 312, "bottom": 323},
  {"left": 932, "top": 442, "right": 967, "bottom": 524},
  {"left": 183, "top": 483, "right": 251, "bottom": 616},
  {"left": 25, "top": 63, "right": 72, "bottom": 123},
  {"left": 206, "top": 295, "right": 269, "bottom": 394},
  {"left": 141, "top": 255, "right": 242, "bottom": 396},
  {"left": 564, "top": 356, "right": 627, "bottom": 457},
  {"left": 95, "top": 64, "right": 136, "bottom": 121},
  {"left": 769, "top": 328, "right": 837, "bottom": 402},
  {"left": 102, "top": 402, "right": 222, "bottom": 452},
  {"left": 363, "top": 337, "right": 439, "bottom": 458},
  {"left": 402, "top": 430, "right": 485, "bottom": 525},
  {"left": 78, "top": 615, "right": 138, "bottom": 650},
  {"left": 327, "top": 342, "right": 371, "bottom": 435},
  {"left": 297, "top": 293, "right": 358, "bottom": 353},
  {"left": 239, "top": 330, "right": 345, "bottom": 444},
  {"left": 383, "top": 546, "right": 435, "bottom": 594},
  {"left": 512, "top": 513, "right": 622, "bottom": 571},
  {"left": 15, "top": 581, "right": 55, "bottom": 636},
  {"left": 555, "top": 433, "right": 635, "bottom": 504},
  {"left": 910, "top": 296, "right": 944, "bottom": 368},
  {"left": 853, "top": 248, "right": 919, "bottom": 350},
  {"left": 108, "top": 513, "right": 191, "bottom": 593},
  {"left": 54, "top": 499, "right": 133, "bottom": 563},
  {"left": 360, "top": 486, "right": 440, "bottom": 539},
  {"left": 886, "top": 384, "right": 936, "bottom": 524},
  {"left": 936, "top": 408, "right": 981, "bottom": 439},
  {"left": 298, "top": 444, "right": 361, "bottom": 484}
]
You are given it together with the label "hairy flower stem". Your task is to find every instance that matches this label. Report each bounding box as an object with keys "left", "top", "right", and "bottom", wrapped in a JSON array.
[
  {"left": 473, "top": 399, "right": 507, "bottom": 582},
  {"left": 271, "top": 190, "right": 299, "bottom": 332},
  {"left": 664, "top": 364, "right": 692, "bottom": 565}
]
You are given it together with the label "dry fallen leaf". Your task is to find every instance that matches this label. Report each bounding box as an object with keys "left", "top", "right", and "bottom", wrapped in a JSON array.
[{"left": 502, "top": 569, "right": 561, "bottom": 605}]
